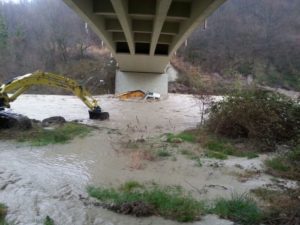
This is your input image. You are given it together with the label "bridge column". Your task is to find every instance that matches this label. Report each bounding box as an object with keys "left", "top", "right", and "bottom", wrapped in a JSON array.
[
  {"left": 63, "top": 0, "right": 227, "bottom": 96},
  {"left": 115, "top": 70, "right": 169, "bottom": 96}
]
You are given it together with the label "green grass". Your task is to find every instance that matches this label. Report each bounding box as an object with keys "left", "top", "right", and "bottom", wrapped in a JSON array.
[
  {"left": 0, "top": 204, "right": 8, "bottom": 225},
  {"left": 264, "top": 146, "right": 300, "bottom": 181},
  {"left": 44, "top": 216, "right": 55, "bottom": 225},
  {"left": 288, "top": 145, "right": 300, "bottom": 161},
  {"left": 120, "top": 181, "right": 144, "bottom": 192},
  {"left": 194, "top": 157, "right": 202, "bottom": 167},
  {"left": 265, "top": 157, "right": 290, "bottom": 172},
  {"left": 87, "top": 182, "right": 205, "bottom": 222},
  {"left": 166, "top": 132, "right": 196, "bottom": 143},
  {"left": 205, "top": 139, "right": 258, "bottom": 160},
  {"left": 156, "top": 149, "right": 172, "bottom": 157},
  {"left": 205, "top": 150, "right": 228, "bottom": 160},
  {"left": 209, "top": 193, "right": 263, "bottom": 225},
  {"left": 18, "top": 122, "right": 92, "bottom": 146}
]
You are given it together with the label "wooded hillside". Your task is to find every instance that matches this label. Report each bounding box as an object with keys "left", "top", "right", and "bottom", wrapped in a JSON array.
[{"left": 0, "top": 0, "right": 299, "bottom": 93}]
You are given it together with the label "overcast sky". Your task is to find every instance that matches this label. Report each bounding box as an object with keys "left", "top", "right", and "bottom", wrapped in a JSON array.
[
  {"left": 0, "top": 0, "right": 29, "bottom": 3},
  {"left": 0, "top": 0, "right": 19, "bottom": 3}
]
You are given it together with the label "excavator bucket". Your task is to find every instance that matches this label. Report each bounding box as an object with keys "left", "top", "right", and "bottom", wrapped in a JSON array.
[{"left": 89, "top": 110, "right": 109, "bottom": 120}]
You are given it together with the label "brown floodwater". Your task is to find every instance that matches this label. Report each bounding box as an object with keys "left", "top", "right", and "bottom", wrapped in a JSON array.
[{"left": 0, "top": 94, "right": 297, "bottom": 225}]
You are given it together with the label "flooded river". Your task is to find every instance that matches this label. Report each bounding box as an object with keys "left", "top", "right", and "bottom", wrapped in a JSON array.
[{"left": 0, "top": 94, "right": 295, "bottom": 225}]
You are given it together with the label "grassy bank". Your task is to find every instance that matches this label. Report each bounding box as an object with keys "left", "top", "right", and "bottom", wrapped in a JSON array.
[
  {"left": 167, "top": 130, "right": 259, "bottom": 160},
  {"left": 209, "top": 194, "right": 263, "bottom": 225},
  {"left": 251, "top": 187, "right": 300, "bottom": 225},
  {"left": 265, "top": 145, "right": 300, "bottom": 181},
  {"left": 88, "top": 182, "right": 266, "bottom": 224},
  {"left": 88, "top": 182, "right": 206, "bottom": 222},
  {"left": 0, "top": 122, "right": 92, "bottom": 146}
]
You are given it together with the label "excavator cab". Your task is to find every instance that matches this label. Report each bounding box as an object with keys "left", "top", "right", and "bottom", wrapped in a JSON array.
[{"left": 0, "top": 71, "right": 109, "bottom": 122}]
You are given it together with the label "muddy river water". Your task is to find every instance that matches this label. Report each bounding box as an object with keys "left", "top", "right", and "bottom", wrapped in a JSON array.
[{"left": 0, "top": 94, "right": 297, "bottom": 225}]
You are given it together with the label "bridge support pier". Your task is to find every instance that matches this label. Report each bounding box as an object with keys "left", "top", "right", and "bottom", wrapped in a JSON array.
[{"left": 115, "top": 70, "right": 168, "bottom": 96}]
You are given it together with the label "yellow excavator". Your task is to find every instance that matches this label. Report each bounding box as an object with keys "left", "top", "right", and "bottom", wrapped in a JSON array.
[{"left": 0, "top": 71, "right": 109, "bottom": 123}]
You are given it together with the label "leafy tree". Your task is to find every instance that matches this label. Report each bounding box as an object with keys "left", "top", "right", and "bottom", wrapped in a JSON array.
[{"left": 0, "top": 13, "right": 8, "bottom": 50}]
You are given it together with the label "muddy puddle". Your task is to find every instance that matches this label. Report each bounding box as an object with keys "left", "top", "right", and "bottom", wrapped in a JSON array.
[{"left": 0, "top": 94, "right": 297, "bottom": 225}]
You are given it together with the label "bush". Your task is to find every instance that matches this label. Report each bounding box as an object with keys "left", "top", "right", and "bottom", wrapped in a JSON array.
[
  {"left": 206, "top": 89, "right": 300, "bottom": 151},
  {"left": 44, "top": 216, "right": 55, "bottom": 225}
]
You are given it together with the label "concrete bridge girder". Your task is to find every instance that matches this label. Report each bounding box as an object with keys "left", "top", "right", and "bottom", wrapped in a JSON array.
[{"left": 63, "top": 0, "right": 226, "bottom": 94}]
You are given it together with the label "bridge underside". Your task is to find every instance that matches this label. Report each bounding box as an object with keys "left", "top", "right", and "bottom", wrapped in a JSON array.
[{"left": 63, "top": 0, "right": 226, "bottom": 93}]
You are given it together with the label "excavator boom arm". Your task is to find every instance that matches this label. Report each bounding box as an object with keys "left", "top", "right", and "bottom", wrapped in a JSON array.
[{"left": 0, "top": 71, "right": 109, "bottom": 120}]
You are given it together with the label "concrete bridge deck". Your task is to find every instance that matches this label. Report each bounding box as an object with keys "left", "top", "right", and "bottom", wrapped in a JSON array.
[{"left": 63, "top": 0, "right": 226, "bottom": 94}]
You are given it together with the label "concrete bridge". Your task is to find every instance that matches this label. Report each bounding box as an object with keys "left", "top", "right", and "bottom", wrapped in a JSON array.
[{"left": 63, "top": 0, "right": 226, "bottom": 95}]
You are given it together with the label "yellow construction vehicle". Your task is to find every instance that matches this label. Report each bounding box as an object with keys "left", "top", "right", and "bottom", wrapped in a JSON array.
[{"left": 0, "top": 71, "right": 109, "bottom": 121}]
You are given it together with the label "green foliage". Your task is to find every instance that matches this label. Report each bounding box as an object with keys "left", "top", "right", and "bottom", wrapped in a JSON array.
[
  {"left": 206, "top": 140, "right": 236, "bottom": 155},
  {"left": 44, "top": 216, "right": 55, "bottom": 225},
  {"left": 0, "top": 204, "right": 8, "bottom": 225},
  {"left": 207, "top": 89, "right": 300, "bottom": 151},
  {"left": 166, "top": 132, "right": 196, "bottom": 143},
  {"left": 265, "top": 145, "right": 300, "bottom": 181},
  {"left": 0, "top": 14, "right": 8, "bottom": 50},
  {"left": 237, "top": 63, "right": 254, "bottom": 76},
  {"left": 210, "top": 194, "right": 263, "bottom": 225},
  {"left": 265, "top": 157, "right": 290, "bottom": 172},
  {"left": 204, "top": 138, "right": 258, "bottom": 159},
  {"left": 205, "top": 150, "right": 228, "bottom": 160},
  {"left": 120, "top": 181, "right": 144, "bottom": 193},
  {"left": 194, "top": 157, "right": 202, "bottom": 167},
  {"left": 18, "top": 123, "right": 92, "bottom": 146},
  {"left": 156, "top": 149, "right": 172, "bottom": 157},
  {"left": 87, "top": 183, "right": 205, "bottom": 222},
  {"left": 288, "top": 145, "right": 300, "bottom": 161}
]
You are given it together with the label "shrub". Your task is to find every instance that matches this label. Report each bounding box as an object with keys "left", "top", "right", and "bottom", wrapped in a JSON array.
[
  {"left": 44, "top": 216, "right": 55, "bottom": 225},
  {"left": 206, "top": 89, "right": 300, "bottom": 151}
]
